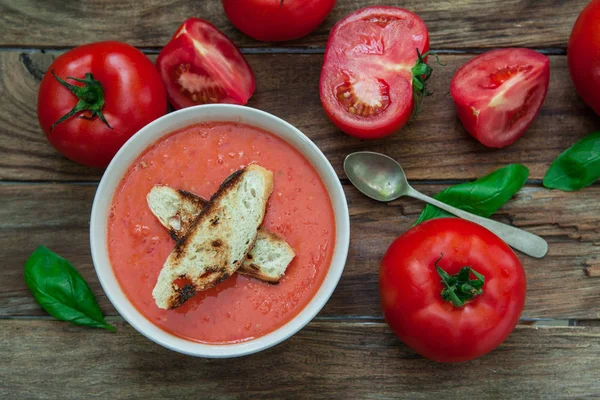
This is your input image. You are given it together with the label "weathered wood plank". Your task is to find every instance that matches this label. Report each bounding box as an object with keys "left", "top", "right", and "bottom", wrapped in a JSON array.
[
  {"left": 1, "top": 51, "right": 598, "bottom": 182},
  {"left": 0, "top": 320, "right": 598, "bottom": 399},
  {"left": 0, "top": 0, "right": 588, "bottom": 49},
  {"left": 578, "top": 320, "right": 600, "bottom": 327},
  {"left": 2, "top": 184, "right": 598, "bottom": 319}
]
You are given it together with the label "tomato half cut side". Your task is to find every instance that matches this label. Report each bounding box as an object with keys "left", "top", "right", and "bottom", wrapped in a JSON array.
[
  {"left": 157, "top": 18, "right": 255, "bottom": 109},
  {"left": 320, "top": 6, "right": 429, "bottom": 139},
  {"left": 450, "top": 48, "right": 550, "bottom": 148}
]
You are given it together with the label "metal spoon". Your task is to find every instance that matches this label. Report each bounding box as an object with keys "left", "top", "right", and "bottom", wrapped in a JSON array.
[{"left": 344, "top": 151, "right": 548, "bottom": 258}]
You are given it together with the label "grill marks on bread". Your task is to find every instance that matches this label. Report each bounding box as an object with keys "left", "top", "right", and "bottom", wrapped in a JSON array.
[
  {"left": 152, "top": 165, "right": 274, "bottom": 310},
  {"left": 147, "top": 183, "right": 296, "bottom": 287},
  {"left": 146, "top": 186, "right": 207, "bottom": 241}
]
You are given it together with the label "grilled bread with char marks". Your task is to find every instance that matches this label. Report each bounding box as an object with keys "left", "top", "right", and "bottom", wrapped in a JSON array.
[
  {"left": 147, "top": 185, "right": 295, "bottom": 283},
  {"left": 152, "top": 165, "right": 273, "bottom": 309}
]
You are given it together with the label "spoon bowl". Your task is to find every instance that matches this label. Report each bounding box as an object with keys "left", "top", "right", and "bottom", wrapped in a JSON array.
[{"left": 344, "top": 152, "right": 409, "bottom": 202}]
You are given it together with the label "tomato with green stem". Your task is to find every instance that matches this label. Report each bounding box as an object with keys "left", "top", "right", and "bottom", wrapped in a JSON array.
[
  {"left": 37, "top": 41, "right": 167, "bottom": 168},
  {"left": 379, "top": 218, "right": 526, "bottom": 363},
  {"left": 320, "top": 6, "right": 436, "bottom": 139}
]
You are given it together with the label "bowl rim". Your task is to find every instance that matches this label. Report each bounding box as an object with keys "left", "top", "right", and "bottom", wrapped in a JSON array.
[{"left": 90, "top": 104, "right": 350, "bottom": 358}]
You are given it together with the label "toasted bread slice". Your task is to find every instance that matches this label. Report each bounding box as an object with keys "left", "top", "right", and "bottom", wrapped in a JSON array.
[
  {"left": 152, "top": 165, "right": 274, "bottom": 309},
  {"left": 147, "top": 185, "right": 295, "bottom": 283},
  {"left": 241, "top": 229, "right": 295, "bottom": 283},
  {"left": 147, "top": 186, "right": 207, "bottom": 240}
]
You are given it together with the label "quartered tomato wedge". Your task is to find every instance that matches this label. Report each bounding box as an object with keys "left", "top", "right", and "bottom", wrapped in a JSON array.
[
  {"left": 157, "top": 18, "right": 255, "bottom": 109},
  {"left": 451, "top": 49, "right": 550, "bottom": 148},
  {"left": 320, "top": 6, "right": 430, "bottom": 139}
]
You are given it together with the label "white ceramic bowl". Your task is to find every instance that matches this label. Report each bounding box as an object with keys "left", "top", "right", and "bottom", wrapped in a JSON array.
[{"left": 90, "top": 104, "right": 350, "bottom": 358}]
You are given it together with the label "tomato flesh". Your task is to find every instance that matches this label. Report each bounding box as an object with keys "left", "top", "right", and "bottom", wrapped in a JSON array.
[
  {"left": 157, "top": 18, "right": 255, "bottom": 109},
  {"left": 379, "top": 218, "right": 526, "bottom": 363},
  {"left": 450, "top": 48, "right": 550, "bottom": 148},
  {"left": 320, "top": 6, "right": 429, "bottom": 139},
  {"left": 335, "top": 75, "right": 391, "bottom": 117},
  {"left": 37, "top": 41, "right": 167, "bottom": 168},
  {"left": 568, "top": 0, "right": 600, "bottom": 116},
  {"left": 172, "top": 63, "right": 227, "bottom": 104},
  {"left": 222, "top": 0, "right": 336, "bottom": 42}
]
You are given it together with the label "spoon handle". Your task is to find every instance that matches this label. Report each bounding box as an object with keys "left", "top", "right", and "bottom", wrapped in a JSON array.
[{"left": 407, "top": 187, "right": 548, "bottom": 258}]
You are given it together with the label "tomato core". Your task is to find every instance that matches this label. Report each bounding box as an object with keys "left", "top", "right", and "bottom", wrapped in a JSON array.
[
  {"left": 484, "top": 64, "right": 534, "bottom": 89},
  {"left": 335, "top": 75, "right": 390, "bottom": 117},
  {"left": 172, "top": 63, "right": 226, "bottom": 104}
]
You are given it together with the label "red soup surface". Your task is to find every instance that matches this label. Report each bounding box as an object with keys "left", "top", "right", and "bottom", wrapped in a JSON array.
[{"left": 108, "top": 122, "right": 336, "bottom": 343}]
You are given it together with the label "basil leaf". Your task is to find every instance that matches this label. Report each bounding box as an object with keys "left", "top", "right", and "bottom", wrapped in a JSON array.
[
  {"left": 415, "top": 164, "right": 529, "bottom": 225},
  {"left": 24, "top": 246, "right": 115, "bottom": 332},
  {"left": 543, "top": 131, "right": 600, "bottom": 191}
]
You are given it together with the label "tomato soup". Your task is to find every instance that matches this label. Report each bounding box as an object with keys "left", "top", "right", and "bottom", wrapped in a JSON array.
[{"left": 107, "top": 122, "right": 336, "bottom": 343}]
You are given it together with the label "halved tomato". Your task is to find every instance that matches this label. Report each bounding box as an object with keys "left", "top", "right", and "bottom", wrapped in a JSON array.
[
  {"left": 450, "top": 49, "right": 550, "bottom": 148},
  {"left": 157, "top": 18, "right": 255, "bottom": 109},
  {"left": 319, "top": 6, "right": 430, "bottom": 139}
]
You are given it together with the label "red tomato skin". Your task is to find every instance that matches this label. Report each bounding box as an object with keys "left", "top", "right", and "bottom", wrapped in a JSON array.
[
  {"left": 222, "top": 0, "right": 335, "bottom": 42},
  {"left": 37, "top": 41, "right": 167, "bottom": 168},
  {"left": 451, "top": 49, "right": 549, "bottom": 148},
  {"left": 379, "top": 218, "right": 526, "bottom": 363},
  {"left": 568, "top": 0, "right": 600, "bottom": 116},
  {"left": 156, "top": 18, "right": 255, "bottom": 110},
  {"left": 320, "top": 6, "right": 429, "bottom": 139}
]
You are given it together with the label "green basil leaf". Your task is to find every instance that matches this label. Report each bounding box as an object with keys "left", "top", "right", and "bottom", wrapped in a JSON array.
[
  {"left": 543, "top": 131, "right": 600, "bottom": 191},
  {"left": 415, "top": 164, "right": 529, "bottom": 225},
  {"left": 24, "top": 246, "right": 115, "bottom": 332}
]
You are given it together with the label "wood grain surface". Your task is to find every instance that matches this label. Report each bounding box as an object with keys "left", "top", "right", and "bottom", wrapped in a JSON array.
[
  {"left": 1, "top": 51, "right": 599, "bottom": 182},
  {"left": 2, "top": 183, "right": 598, "bottom": 319},
  {"left": 2, "top": 1, "right": 600, "bottom": 397},
  {"left": 1, "top": 320, "right": 599, "bottom": 399},
  {"left": 0, "top": 0, "right": 588, "bottom": 49}
]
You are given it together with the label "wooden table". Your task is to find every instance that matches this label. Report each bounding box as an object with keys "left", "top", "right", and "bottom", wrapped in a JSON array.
[{"left": 1, "top": 1, "right": 599, "bottom": 398}]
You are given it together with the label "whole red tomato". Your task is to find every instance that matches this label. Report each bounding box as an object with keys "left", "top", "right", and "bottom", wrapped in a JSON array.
[
  {"left": 568, "top": 0, "right": 600, "bottom": 116},
  {"left": 37, "top": 41, "right": 167, "bottom": 168},
  {"left": 222, "top": 0, "right": 336, "bottom": 42},
  {"left": 156, "top": 18, "right": 255, "bottom": 110},
  {"left": 379, "top": 218, "right": 526, "bottom": 363},
  {"left": 320, "top": 6, "right": 430, "bottom": 139}
]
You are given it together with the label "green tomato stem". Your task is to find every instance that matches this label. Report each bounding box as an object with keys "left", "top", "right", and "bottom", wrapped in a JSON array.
[
  {"left": 50, "top": 70, "right": 112, "bottom": 131},
  {"left": 435, "top": 253, "right": 485, "bottom": 307},
  {"left": 411, "top": 49, "right": 445, "bottom": 119}
]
